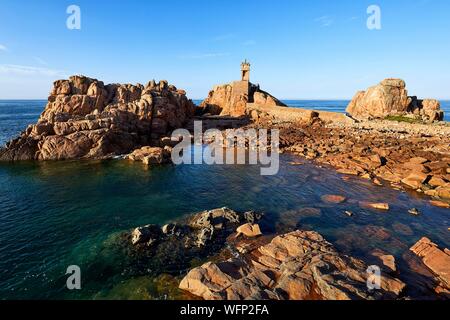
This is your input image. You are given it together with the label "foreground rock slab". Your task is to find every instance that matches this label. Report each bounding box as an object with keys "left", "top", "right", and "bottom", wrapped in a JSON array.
[
  {"left": 179, "top": 230, "right": 405, "bottom": 300},
  {"left": 410, "top": 237, "right": 450, "bottom": 292}
]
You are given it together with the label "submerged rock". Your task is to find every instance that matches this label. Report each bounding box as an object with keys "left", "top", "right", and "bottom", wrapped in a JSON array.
[
  {"left": 321, "top": 194, "right": 347, "bottom": 204},
  {"left": 179, "top": 230, "right": 406, "bottom": 300},
  {"left": 126, "top": 146, "right": 172, "bottom": 165},
  {"left": 371, "top": 250, "right": 397, "bottom": 273}
]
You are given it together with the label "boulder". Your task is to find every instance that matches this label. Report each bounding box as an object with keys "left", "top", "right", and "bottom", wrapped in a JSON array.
[
  {"left": 236, "top": 223, "right": 262, "bottom": 238},
  {"left": 346, "top": 79, "right": 410, "bottom": 119},
  {"left": 418, "top": 99, "right": 444, "bottom": 122},
  {"left": 401, "top": 173, "right": 429, "bottom": 190},
  {"left": 435, "top": 185, "right": 450, "bottom": 199},
  {"left": 131, "top": 224, "right": 162, "bottom": 246},
  {"left": 371, "top": 250, "right": 397, "bottom": 273},
  {"left": 346, "top": 79, "right": 444, "bottom": 121},
  {"left": 126, "top": 146, "right": 172, "bottom": 165},
  {"left": 428, "top": 176, "right": 447, "bottom": 188}
]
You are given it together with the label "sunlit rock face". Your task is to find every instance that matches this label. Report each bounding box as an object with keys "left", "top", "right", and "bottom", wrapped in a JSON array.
[
  {"left": 179, "top": 230, "right": 406, "bottom": 300},
  {"left": 0, "top": 76, "right": 196, "bottom": 161},
  {"left": 346, "top": 78, "right": 444, "bottom": 122},
  {"left": 200, "top": 82, "right": 286, "bottom": 117}
]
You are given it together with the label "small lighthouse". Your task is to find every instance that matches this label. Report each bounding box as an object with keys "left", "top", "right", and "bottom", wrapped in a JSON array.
[{"left": 241, "top": 59, "right": 251, "bottom": 82}]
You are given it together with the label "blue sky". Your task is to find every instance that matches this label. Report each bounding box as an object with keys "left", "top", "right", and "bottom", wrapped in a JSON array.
[{"left": 0, "top": 0, "right": 449, "bottom": 99}]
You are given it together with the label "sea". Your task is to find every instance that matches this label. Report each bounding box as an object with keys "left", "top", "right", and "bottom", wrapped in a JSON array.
[{"left": 0, "top": 100, "right": 449, "bottom": 299}]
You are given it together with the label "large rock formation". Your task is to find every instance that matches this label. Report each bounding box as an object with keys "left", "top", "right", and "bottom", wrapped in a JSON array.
[
  {"left": 199, "top": 81, "right": 286, "bottom": 117},
  {"left": 0, "top": 76, "right": 196, "bottom": 161},
  {"left": 346, "top": 79, "right": 444, "bottom": 122},
  {"left": 179, "top": 230, "right": 406, "bottom": 300}
]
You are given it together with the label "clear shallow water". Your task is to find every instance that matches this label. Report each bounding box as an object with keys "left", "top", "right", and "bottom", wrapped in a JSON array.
[{"left": 0, "top": 100, "right": 449, "bottom": 300}]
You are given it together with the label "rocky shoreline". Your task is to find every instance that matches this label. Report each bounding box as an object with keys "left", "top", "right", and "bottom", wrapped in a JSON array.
[
  {"left": 1, "top": 73, "right": 448, "bottom": 300},
  {"left": 1, "top": 76, "right": 448, "bottom": 210},
  {"left": 123, "top": 207, "right": 449, "bottom": 300},
  {"left": 255, "top": 119, "right": 450, "bottom": 208}
]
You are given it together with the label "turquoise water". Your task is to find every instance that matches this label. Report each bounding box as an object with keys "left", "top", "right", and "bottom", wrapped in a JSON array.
[{"left": 0, "top": 100, "right": 449, "bottom": 300}]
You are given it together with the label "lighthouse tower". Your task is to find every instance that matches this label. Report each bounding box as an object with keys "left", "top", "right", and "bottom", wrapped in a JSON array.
[{"left": 241, "top": 59, "right": 251, "bottom": 82}]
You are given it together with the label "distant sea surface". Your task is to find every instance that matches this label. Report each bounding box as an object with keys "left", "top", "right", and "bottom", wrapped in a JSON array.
[{"left": 1, "top": 99, "right": 449, "bottom": 146}]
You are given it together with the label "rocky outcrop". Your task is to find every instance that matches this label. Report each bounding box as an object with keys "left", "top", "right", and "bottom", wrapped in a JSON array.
[
  {"left": 115, "top": 208, "right": 265, "bottom": 283},
  {"left": 124, "top": 207, "right": 263, "bottom": 256},
  {"left": 346, "top": 79, "right": 444, "bottom": 122},
  {"left": 273, "top": 120, "right": 450, "bottom": 205},
  {"left": 0, "top": 76, "right": 196, "bottom": 161},
  {"left": 199, "top": 81, "right": 286, "bottom": 117},
  {"left": 179, "top": 230, "right": 406, "bottom": 300},
  {"left": 410, "top": 237, "right": 450, "bottom": 292}
]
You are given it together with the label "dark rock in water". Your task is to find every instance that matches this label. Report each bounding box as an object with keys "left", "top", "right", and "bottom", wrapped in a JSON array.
[
  {"left": 120, "top": 208, "right": 264, "bottom": 276},
  {"left": 161, "top": 223, "right": 179, "bottom": 236},
  {"left": 131, "top": 224, "right": 162, "bottom": 246}
]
